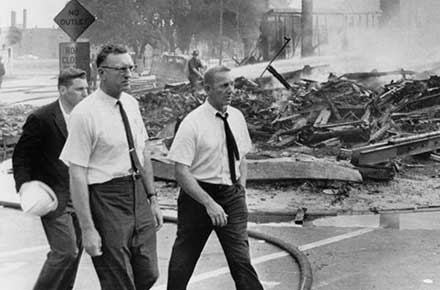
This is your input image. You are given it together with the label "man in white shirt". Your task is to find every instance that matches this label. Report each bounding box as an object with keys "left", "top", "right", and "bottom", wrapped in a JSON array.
[
  {"left": 166, "top": 66, "right": 264, "bottom": 290},
  {"left": 60, "top": 44, "right": 163, "bottom": 290},
  {"left": 13, "top": 67, "right": 88, "bottom": 290}
]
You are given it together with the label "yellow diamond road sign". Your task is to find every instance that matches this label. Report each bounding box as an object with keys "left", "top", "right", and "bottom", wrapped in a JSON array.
[{"left": 54, "top": 0, "right": 96, "bottom": 41}]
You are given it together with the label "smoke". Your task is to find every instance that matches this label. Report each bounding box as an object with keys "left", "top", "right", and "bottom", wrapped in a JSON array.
[
  {"left": 337, "top": 0, "right": 440, "bottom": 73},
  {"left": 231, "top": 0, "right": 440, "bottom": 85}
]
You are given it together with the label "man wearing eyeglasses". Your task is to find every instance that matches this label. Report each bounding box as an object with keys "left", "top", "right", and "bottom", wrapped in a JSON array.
[{"left": 60, "top": 44, "right": 163, "bottom": 290}]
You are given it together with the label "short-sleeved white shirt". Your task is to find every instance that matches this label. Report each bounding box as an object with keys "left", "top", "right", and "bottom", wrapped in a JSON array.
[
  {"left": 167, "top": 101, "right": 252, "bottom": 185},
  {"left": 60, "top": 88, "right": 148, "bottom": 184}
]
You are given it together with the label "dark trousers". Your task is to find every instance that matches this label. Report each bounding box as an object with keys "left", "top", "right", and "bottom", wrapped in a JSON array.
[
  {"left": 167, "top": 182, "right": 263, "bottom": 290},
  {"left": 89, "top": 176, "right": 159, "bottom": 290},
  {"left": 34, "top": 210, "right": 83, "bottom": 290}
]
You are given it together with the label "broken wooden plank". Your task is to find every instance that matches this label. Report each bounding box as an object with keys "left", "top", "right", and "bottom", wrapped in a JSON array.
[
  {"left": 352, "top": 130, "right": 440, "bottom": 166},
  {"left": 314, "top": 137, "right": 341, "bottom": 148},
  {"left": 430, "top": 153, "right": 440, "bottom": 162},
  {"left": 355, "top": 164, "right": 395, "bottom": 180},
  {"left": 361, "top": 107, "right": 371, "bottom": 123},
  {"left": 369, "top": 122, "right": 391, "bottom": 142},
  {"left": 276, "top": 135, "right": 297, "bottom": 147},
  {"left": 152, "top": 157, "right": 363, "bottom": 183},
  {"left": 272, "top": 113, "right": 301, "bottom": 125},
  {"left": 313, "top": 108, "right": 331, "bottom": 127},
  {"left": 300, "top": 126, "right": 369, "bottom": 145},
  {"left": 270, "top": 117, "right": 308, "bottom": 140},
  {"left": 325, "top": 94, "right": 342, "bottom": 120},
  {"left": 314, "top": 120, "right": 365, "bottom": 129}
]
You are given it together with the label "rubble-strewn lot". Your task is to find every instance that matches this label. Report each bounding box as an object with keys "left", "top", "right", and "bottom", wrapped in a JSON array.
[{"left": 133, "top": 72, "right": 440, "bottom": 214}]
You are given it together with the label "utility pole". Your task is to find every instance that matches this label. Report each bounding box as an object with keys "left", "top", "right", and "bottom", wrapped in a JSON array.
[
  {"left": 219, "top": 0, "right": 223, "bottom": 65},
  {"left": 301, "top": 0, "right": 314, "bottom": 57}
]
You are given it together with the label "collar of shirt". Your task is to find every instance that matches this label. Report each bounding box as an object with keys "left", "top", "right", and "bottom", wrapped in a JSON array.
[
  {"left": 204, "top": 100, "right": 229, "bottom": 118},
  {"left": 58, "top": 99, "right": 69, "bottom": 122},
  {"left": 95, "top": 88, "right": 121, "bottom": 108}
]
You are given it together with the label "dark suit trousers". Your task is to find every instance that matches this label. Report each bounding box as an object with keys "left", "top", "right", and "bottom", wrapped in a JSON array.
[
  {"left": 34, "top": 210, "right": 83, "bottom": 290},
  {"left": 167, "top": 182, "right": 263, "bottom": 290},
  {"left": 89, "top": 176, "right": 159, "bottom": 290}
]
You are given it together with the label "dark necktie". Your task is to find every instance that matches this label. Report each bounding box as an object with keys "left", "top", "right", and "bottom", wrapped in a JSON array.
[
  {"left": 216, "top": 112, "right": 240, "bottom": 183},
  {"left": 117, "top": 100, "right": 142, "bottom": 173}
]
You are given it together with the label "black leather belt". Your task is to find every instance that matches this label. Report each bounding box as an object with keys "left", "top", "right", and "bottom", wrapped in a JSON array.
[
  {"left": 198, "top": 181, "right": 236, "bottom": 192},
  {"left": 113, "top": 173, "right": 141, "bottom": 182}
]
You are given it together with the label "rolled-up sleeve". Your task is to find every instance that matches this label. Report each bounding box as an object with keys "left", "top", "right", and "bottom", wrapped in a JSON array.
[
  {"left": 60, "top": 111, "right": 93, "bottom": 167},
  {"left": 167, "top": 118, "right": 195, "bottom": 166}
]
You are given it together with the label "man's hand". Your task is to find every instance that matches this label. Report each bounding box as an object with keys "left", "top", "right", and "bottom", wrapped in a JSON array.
[
  {"left": 205, "top": 200, "right": 228, "bottom": 227},
  {"left": 83, "top": 227, "right": 102, "bottom": 256},
  {"left": 150, "top": 197, "right": 163, "bottom": 231}
]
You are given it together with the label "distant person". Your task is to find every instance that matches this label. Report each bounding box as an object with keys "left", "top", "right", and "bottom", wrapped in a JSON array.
[
  {"left": 60, "top": 44, "right": 163, "bottom": 290},
  {"left": 187, "top": 49, "right": 204, "bottom": 88},
  {"left": 12, "top": 67, "right": 88, "bottom": 290},
  {"left": 0, "top": 57, "right": 5, "bottom": 88},
  {"left": 166, "top": 66, "right": 264, "bottom": 290}
]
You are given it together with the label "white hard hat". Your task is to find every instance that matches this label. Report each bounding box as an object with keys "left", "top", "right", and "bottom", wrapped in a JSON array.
[{"left": 19, "top": 181, "right": 58, "bottom": 216}]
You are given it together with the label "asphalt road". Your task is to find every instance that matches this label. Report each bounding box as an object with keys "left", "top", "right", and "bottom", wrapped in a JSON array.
[{"left": 0, "top": 75, "right": 58, "bottom": 106}]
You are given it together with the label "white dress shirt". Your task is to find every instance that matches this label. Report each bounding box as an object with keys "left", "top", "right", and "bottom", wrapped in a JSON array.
[
  {"left": 167, "top": 101, "right": 252, "bottom": 185},
  {"left": 59, "top": 99, "right": 69, "bottom": 123},
  {"left": 60, "top": 88, "right": 149, "bottom": 184}
]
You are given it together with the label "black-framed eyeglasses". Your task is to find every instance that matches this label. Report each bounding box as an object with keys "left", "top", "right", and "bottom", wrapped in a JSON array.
[{"left": 100, "top": 65, "right": 136, "bottom": 74}]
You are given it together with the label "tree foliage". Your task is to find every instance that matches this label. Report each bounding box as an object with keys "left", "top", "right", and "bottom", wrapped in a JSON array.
[
  {"left": 80, "top": 0, "right": 267, "bottom": 57},
  {"left": 81, "top": 0, "right": 168, "bottom": 56},
  {"left": 171, "top": 0, "right": 267, "bottom": 54}
]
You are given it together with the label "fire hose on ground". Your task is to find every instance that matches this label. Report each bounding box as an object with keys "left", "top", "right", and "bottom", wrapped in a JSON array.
[
  {"left": 0, "top": 200, "right": 313, "bottom": 289},
  {"left": 163, "top": 215, "right": 314, "bottom": 290}
]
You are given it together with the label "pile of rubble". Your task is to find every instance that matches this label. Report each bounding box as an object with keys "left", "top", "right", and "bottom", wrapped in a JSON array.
[
  {"left": 136, "top": 72, "right": 440, "bottom": 180},
  {"left": 369, "top": 76, "right": 440, "bottom": 141},
  {"left": 138, "top": 73, "right": 440, "bottom": 145},
  {"left": 0, "top": 104, "right": 35, "bottom": 139},
  {"left": 138, "top": 83, "right": 205, "bottom": 136}
]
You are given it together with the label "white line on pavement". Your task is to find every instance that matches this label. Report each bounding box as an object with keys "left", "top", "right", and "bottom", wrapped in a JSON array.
[
  {"left": 151, "top": 228, "right": 375, "bottom": 290},
  {"left": 299, "top": 228, "right": 375, "bottom": 251},
  {"left": 0, "top": 228, "right": 375, "bottom": 287}
]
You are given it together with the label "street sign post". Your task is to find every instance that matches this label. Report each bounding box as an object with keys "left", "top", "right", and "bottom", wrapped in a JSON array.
[
  {"left": 54, "top": 0, "right": 95, "bottom": 86},
  {"left": 54, "top": 0, "right": 96, "bottom": 42},
  {"left": 59, "top": 42, "right": 90, "bottom": 81}
]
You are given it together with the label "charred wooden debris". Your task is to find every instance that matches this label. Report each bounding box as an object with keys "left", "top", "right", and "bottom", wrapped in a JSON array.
[{"left": 136, "top": 72, "right": 440, "bottom": 180}]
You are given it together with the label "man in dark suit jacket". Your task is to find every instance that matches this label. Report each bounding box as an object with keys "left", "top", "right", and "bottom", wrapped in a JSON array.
[{"left": 13, "top": 67, "right": 88, "bottom": 290}]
